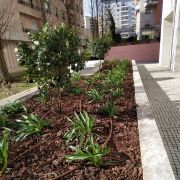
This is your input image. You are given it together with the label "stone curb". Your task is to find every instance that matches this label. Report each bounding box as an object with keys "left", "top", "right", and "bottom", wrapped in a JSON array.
[
  {"left": 132, "top": 60, "right": 175, "bottom": 180},
  {"left": 0, "top": 87, "right": 38, "bottom": 107}
]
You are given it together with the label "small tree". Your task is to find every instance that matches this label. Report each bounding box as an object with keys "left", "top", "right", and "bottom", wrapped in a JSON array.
[
  {"left": 91, "top": 36, "right": 111, "bottom": 59},
  {"left": 91, "top": 36, "right": 112, "bottom": 69},
  {"left": 17, "top": 24, "right": 84, "bottom": 112},
  {"left": 107, "top": 9, "right": 122, "bottom": 43}
]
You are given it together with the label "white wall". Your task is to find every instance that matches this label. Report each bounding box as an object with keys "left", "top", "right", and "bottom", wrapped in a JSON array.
[
  {"left": 171, "top": 0, "right": 180, "bottom": 71},
  {"left": 159, "top": 0, "right": 180, "bottom": 71}
]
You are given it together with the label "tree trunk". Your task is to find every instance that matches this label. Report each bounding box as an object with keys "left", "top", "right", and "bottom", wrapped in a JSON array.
[
  {"left": 0, "top": 39, "right": 11, "bottom": 84},
  {"left": 96, "top": 0, "right": 99, "bottom": 37},
  {"left": 101, "top": 0, "right": 104, "bottom": 37},
  {"left": 40, "top": 0, "right": 47, "bottom": 24},
  {"left": 91, "top": 0, "right": 95, "bottom": 40}
]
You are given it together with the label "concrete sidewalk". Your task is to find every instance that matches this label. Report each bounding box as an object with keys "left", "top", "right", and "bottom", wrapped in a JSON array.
[
  {"left": 138, "top": 63, "right": 180, "bottom": 179},
  {"left": 143, "top": 63, "right": 180, "bottom": 112}
]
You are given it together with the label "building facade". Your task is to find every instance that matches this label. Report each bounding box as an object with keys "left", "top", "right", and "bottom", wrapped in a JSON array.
[
  {"left": 159, "top": 0, "right": 180, "bottom": 72},
  {"left": 103, "top": 0, "right": 136, "bottom": 38},
  {"left": 0, "top": 0, "right": 84, "bottom": 75},
  {"left": 135, "top": 0, "right": 163, "bottom": 40},
  {"left": 84, "top": 16, "right": 99, "bottom": 40}
]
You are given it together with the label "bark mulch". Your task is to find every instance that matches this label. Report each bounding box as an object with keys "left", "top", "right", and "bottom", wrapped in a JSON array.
[{"left": 4, "top": 62, "right": 143, "bottom": 180}]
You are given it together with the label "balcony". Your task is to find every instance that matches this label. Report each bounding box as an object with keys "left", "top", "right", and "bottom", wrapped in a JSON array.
[
  {"left": 17, "top": 0, "right": 41, "bottom": 11},
  {"left": 121, "top": 13, "right": 129, "bottom": 17},
  {"left": 144, "top": 0, "right": 158, "bottom": 8}
]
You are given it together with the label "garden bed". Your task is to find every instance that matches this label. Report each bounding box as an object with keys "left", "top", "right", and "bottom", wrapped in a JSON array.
[{"left": 2, "top": 61, "right": 142, "bottom": 180}]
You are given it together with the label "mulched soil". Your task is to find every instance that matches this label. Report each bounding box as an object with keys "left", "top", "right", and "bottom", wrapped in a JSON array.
[{"left": 4, "top": 62, "right": 143, "bottom": 180}]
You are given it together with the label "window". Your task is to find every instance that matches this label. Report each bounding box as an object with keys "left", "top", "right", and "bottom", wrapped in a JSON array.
[
  {"left": 145, "top": 9, "right": 151, "bottom": 14},
  {"left": 145, "top": 20, "right": 151, "bottom": 27},
  {"left": 32, "top": 22, "right": 38, "bottom": 30},
  {"left": 44, "top": 0, "right": 50, "bottom": 10}
]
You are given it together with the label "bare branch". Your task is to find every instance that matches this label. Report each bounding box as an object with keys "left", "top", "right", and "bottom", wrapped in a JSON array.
[{"left": 0, "top": 0, "right": 14, "bottom": 37}]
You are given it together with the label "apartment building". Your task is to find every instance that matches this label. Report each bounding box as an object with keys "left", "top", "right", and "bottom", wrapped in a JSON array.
[
  {"left": 159, "top": 0, "right": 180, "bottom": 72},
  {"left": 0, "top": 0, "right": 84, "bottom": 75},
  {"left": 103, "top": 0, "right": 136, "bottom": 38},
  {"left": 135, "top": 0, "right": 163, "bottom": 40},
  {"left": 84, "top": 16, "right": 99, "bottom": 40}
]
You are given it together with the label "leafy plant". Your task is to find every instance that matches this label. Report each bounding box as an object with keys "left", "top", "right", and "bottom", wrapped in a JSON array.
[
  {"left": 14, "top": 114, "right": 49, "bottom": 141},
  {"left": 0, "top": 112, "right": 19, "bottom": 130},
  {"left": 109, "top": 88, "right": 124, "bottom": 98},
  {"left": 17, "top": 24, "right": 85, "bottom": 112},
  {"left": 91, "top": 36, "right": 112, "bottom": 60},
  {"left": 107, "top": 9, "right": 122, "bottom": 43},
  {"left": 0, "top": 130, "right": 9, "bottom": 173},
  {"left": 0, "top": 101, "right": 27, "bottom": 116},
  {"left": 98, "top": 101, "right": 118, "bottom": 117},
  {"left": 64, "top": 111, "right": 94, "bottom": 146},
  {"left": 36, "top": 93, "right": 49, "bottom": 104},
  {"left": 87, "top": 88, "right": 102, "bottom": 102},
  {"left": 106, "top": 68, "right": 123, "bottom": 87},
  {"left": 71, "top": 72, "right": 81, "bottom": 83},
  {"left": 68, "top": 86, "right": 84, "bottom": 95},
  {"left": 0, "top": 113, "right": 7, "bottom": 128},
  {"left": 66, "top": 135, "right": 109, "bottom": 166}
]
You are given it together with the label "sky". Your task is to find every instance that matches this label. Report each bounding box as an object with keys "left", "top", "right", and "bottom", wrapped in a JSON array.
[{"left": 83, "top": 0, "right": 91, "bottom": 16}]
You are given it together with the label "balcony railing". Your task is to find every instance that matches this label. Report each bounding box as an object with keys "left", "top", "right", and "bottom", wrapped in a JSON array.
[
  {"left": 144, "top": 0, "right": 158, "bottom": 8},
  {"left": 17, "top": 0, "right": 41, "bottom": 11}
]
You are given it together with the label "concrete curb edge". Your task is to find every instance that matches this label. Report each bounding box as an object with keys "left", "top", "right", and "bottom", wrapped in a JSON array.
[{"left": 0, "top": 87, "right": 39, "bottom": 107}]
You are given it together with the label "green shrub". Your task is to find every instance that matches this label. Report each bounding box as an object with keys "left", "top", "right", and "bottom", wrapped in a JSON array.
[
  {"left": 109, "top": 88, "right": 124, "bottom": 98},
  {"left": 68, "top": 86, "right": 84, "bottom": 95},
  {"left": 0, "top": 101, "right": 27, "bottom": 116},
  {"left": 98, "top": 101, "right": 118, "bottom": 117},
  {"left": 14, "top": 114, "right": 49, "bottom": 142},
  {"left": 0, "top": 113, "right": 7, "bottom": 128},
  {"left": 91, "top": 36, "right": 112, "bottom": 59},
  {"left": 0, "top": 130, "right": 9, "bottom": 173},
  {"left": 64, "top": 111, "right": 94, "bottom": 146},
  {"left": 106, "top": 69, "right": 123, "bottom": 87},
  {"left": 17, "top": 24, "right": 85, "bottom": 111},
  {"left": 105, "top": 60, "right": 130, "bottom": 87},
  {"left": 66, "top": 135, "right": 109, "bottom": 166},
  {"left": 87, "top": 88, "right": 102, "bottom": 102},
  {"left": 71, "top": 72, "right": 81, "bottom": 83},
  {"left": 0, "top": 112, "right": 19, "bottom": 130}
]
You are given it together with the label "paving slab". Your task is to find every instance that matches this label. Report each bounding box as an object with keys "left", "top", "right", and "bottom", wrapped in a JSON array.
[
  {"left": 133, "top": 61, "right": 175, "bottom": 180},
  {"left": 143, "top": 63, "right": 180, "bottom": 112},
  {"left": 137, "top": 64, "right": 180, "bottom": 179}
]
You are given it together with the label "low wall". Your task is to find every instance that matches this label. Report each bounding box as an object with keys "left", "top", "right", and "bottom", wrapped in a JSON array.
[{"left": 106, "top": 42, "right": 160, "bottom": 63}]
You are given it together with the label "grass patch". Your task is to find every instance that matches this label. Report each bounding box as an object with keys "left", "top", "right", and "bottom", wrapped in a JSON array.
[{"left": 0, "top": 82, "right": 35, "bottom": 100}]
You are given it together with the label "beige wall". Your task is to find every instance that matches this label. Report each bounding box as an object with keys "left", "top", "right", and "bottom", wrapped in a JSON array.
[
  {"left": 2, "top": 40, "right": 23, "bottom": 74},
  {"left": 0, "top": 0, "right": 84, "bottom": 76}
]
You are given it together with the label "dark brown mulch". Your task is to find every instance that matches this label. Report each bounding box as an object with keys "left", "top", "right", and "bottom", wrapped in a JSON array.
[{"left": 4, "top": 63, "right": 143, "bottom": 180}]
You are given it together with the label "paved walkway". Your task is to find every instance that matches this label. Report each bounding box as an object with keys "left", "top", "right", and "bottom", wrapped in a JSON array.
[{"left": 138, "top": 64, "right": 180, "bottom": 180}]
